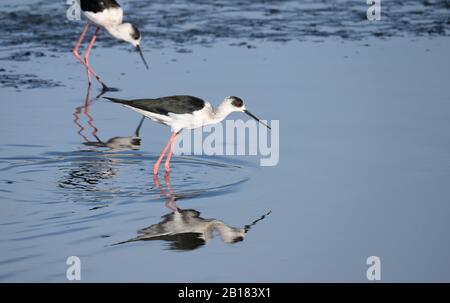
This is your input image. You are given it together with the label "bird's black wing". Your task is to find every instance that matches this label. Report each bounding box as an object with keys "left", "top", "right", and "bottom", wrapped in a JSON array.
[
  {"left": 105, "top": 96, "right": 206, "bottom": 116},
  {"left": 80, "top": 0, "right": 121, "bottom": 13}
]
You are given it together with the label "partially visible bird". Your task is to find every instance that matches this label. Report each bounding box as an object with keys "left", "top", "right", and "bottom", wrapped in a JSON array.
[
  {"left": 111, "top": 173, "right": 272, "bottom": 250},
  {"left": 73, "top": 0, "right": 149, "bottom": 90},
  {"left": 82, "top": 116, "right": 145, "bottom": 151},
  {"left": 104, "top": 95, "right": 271, "bottom": 175}
]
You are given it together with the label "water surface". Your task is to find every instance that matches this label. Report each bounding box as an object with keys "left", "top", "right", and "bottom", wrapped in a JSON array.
[{"left": 1, "top": 0, "right": 450, "bottom": 282}]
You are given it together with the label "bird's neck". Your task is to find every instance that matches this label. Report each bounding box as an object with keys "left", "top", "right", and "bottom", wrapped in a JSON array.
[
  {"left": 105, "top": 23, "right": 129, "bottom": 43},
  {"left": 212, "top": 221, "right": 245, "bottom": 243},
  {"left": 211, "top": 102, "right": 232, "bottom": 124}
]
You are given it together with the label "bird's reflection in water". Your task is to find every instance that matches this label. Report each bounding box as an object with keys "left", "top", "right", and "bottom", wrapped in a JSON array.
[
  {"left": 60, "top": 85, "right": 145, "bottom": 191},
  {"left": 81, "top": 116, "right": 144, "bottom": 151},
  {"left": 114, "top": 173, "right": 271, "bottom": 251},
  {"left": 73, "top": 85, "right": 145, "bottom": 152}
]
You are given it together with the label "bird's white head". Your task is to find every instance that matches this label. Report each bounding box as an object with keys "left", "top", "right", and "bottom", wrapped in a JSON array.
[
  {"left": 109, "top": 23, "right": 149, "bottom": 69},
  {"left": 215, "top": 225, "right": 246, "bottom": 244},
  {"left": 217, "top": 96, "right": 271, "bottom": 129},
  {"left": 111, "top": 23, "right": 141, "bottom": 47},
  {"left": 222, "top": 96, "right": 247, "bottom": 113}
]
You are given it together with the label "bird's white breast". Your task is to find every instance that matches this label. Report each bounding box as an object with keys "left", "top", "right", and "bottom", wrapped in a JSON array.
[
  {"left": 168, "top": 103, "right": 214, "bottom": 132},
  {"left": 121, "top": 102, "right": 214, "bottom": 133},
  {"left": 83, "top": 7, "right": 123, "bottom": 28}
]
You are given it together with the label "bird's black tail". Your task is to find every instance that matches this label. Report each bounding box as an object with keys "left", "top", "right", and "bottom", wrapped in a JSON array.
[{"left": 103, "top": 97, "right": 130, "bottom": 104}]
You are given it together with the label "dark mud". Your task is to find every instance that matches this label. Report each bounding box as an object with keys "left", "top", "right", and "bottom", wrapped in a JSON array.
[
  {"left": 0, "top": 0, "right": 448, "bottom": 88},
  {"left": 0, "top": 69, "right": 62, "bottom": 89},
  {"left": 1, "top": 0, "right": 448, "bottom": 55}
]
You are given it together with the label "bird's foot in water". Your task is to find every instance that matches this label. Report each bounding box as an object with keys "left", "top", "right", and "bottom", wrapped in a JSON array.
[
  {"left": 164, "top": 164, "right": 171, "bottom": 174},
  {"left": 153, "top": 164, "right": 160, "bottom": 175},
  {"left": 96, "top": 84, "right": 120, "bottom": 98}
]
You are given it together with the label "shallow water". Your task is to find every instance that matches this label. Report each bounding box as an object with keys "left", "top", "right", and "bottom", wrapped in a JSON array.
[
  {"left": 1, "top": 0, "right": 449, "bottom": 89},
  {"left": 1, "top": 1, "right": 450, "bottom": 282}
]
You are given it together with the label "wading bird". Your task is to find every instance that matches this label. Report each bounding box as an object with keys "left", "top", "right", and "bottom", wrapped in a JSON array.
[
  {"left": 112, "top": 173, "right": 272, "bottom": 250},
  {"left": 73, "top": 0, "right": 149, "bottom": 90},
  {"left": 104, "top": 95, "right": 271, "bottom": 175}
]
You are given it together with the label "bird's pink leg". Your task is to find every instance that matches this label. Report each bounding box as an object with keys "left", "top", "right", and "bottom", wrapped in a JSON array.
[
  {"left": 72, "top": 24, "right": 108, "bottom": 89},
  {"left": 73, "top": 23, "right": 94, "bottom": 85},
  {"left": 73, "top": 106, "right": 89, "bottom": 143},
  {"left": 153, "top": 174, "right": 168, "bottom": 197},
  {"left": 153, "top": 132, "right": 177, "bottom": 175},
  {"left": 73, "top": 23, "right": 89, "bottom": 65},
  {"left": 164, "top": 173, "right": 178, "bottom": 212},
  {"left": 83, "top": 27, "right": 100, "bottom": 87},
  {"left": 152, "top": 174, "right": 177, "bottom": 212},
  {"left": 83, "top": 83, "right": 91, "bottom": 110},
  {"left": 164, "top": 133, "right": 179, "bottom": 174}
]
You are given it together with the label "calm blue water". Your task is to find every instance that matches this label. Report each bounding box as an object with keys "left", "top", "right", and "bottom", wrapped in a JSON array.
[{"left": 0, "top": 0, "right": 450, "bottom": 282}]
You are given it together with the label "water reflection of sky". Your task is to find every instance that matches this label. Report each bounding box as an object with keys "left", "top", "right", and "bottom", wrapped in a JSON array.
[{"left": 0, "top": 0, "right": 449, "bottom": 282}]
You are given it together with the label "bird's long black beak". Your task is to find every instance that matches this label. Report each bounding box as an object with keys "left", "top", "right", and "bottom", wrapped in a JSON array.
[
  {"left": 244, "top": 110, "right": 271, "bottom": 130},
  {"left": 136, "top": 45, "right": 149, "bottom": 70}
]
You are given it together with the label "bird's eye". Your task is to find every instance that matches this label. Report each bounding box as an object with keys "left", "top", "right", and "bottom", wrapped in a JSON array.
[
  {"left": 131, "top": 25, "right": 141, "bottom": 40},
  {"left": 231, "top": 98, "right": 243, "bottom": 107}
]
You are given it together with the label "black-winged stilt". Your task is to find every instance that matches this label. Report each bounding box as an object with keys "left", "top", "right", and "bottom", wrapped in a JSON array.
[
  {"left": 73, "top": 0, "right": 149, "bottom": 90},
  {"left": 112, "top": 173, "right": 272, "bottom": 249},
  {"left": 104, "top": 95, "right": 271, "bottom": 175}
]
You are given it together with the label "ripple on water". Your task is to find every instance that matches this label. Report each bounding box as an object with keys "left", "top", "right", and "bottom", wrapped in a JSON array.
[
  {"left": 0, "top": 149, "right": 250, "bottom": 206},
  {"left": 0, "top": 148, "right": 253, "bottom": 280}
]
